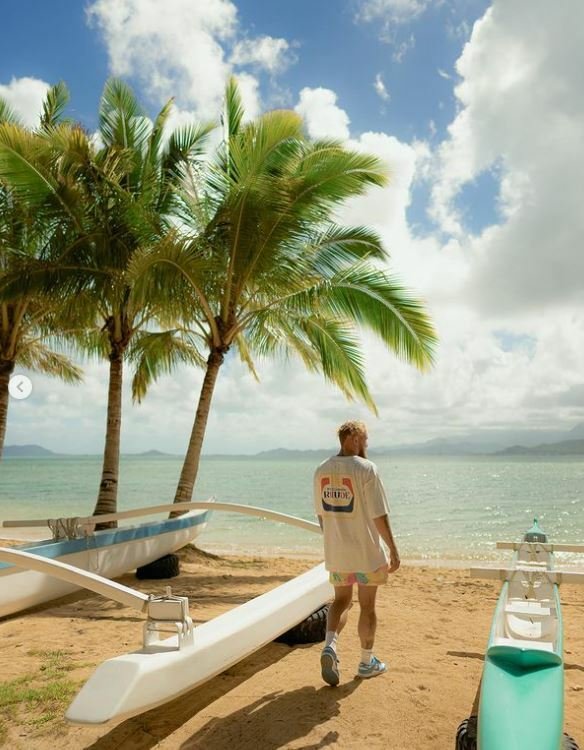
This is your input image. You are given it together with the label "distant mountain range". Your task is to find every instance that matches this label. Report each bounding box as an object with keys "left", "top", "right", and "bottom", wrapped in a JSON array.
[
  {"left": 3, "top": 444, "right": 58, "bottom": 458},
  {"left": 4, "top": 423, "right": 584, "bottom": 459},
  {"left": 2, "top": 446, "right": 175, "bottom": 458},
  {"left": 495, "top": 438, "right": 584, "bottom": 456}
]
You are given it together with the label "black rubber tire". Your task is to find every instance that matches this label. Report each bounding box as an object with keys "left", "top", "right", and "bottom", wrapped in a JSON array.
[
  {"left": 136, "top": 553, "right": 180, "bottom": 580},
  {"left": 563, "top": 734, "right": 580, "bottom": 750},
  {"left": 275, "top": 604, "right": 329, "bottom": 645},
  {"left": 455, "top": 716, "right": 477, "bottom": 750}
]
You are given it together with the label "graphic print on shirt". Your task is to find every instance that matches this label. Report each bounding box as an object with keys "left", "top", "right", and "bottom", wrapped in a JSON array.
[{"left": 320, "top": 476, "right": 354, "bottom": 513}]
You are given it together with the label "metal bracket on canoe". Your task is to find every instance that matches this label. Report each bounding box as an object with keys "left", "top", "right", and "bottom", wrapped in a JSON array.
[{"left": 144, "top": 586, "right": 194, "bottom": 651}]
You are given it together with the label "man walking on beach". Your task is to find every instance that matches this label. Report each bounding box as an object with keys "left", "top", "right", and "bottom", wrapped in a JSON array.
[{"left": 314, "top": 420, "right": 400, "bottom": 685}]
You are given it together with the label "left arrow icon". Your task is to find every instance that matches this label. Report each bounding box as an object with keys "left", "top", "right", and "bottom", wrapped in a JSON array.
[{"left": 8, "top": 375, "right": 32, "bottom": 400}]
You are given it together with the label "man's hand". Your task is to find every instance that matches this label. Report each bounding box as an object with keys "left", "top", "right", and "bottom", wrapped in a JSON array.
[
  {"left": 373, "top": 515, "right": 400, "bottom": 573},
  {"left": 388, "top": 551, "right": 400, "bottom": 574}
]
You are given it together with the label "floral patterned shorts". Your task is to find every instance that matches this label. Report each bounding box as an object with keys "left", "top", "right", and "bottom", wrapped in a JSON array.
[{"left": 329, "top": 565, "right": 389, "bottom": 587}]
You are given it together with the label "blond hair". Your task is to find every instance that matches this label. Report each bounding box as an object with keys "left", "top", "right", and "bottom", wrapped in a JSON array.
[{"left": 337, "top": 420, "right": 367, "bottom": 444}]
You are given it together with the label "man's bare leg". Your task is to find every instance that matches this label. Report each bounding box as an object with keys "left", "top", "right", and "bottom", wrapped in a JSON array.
[
  {"left": 357, "top": 584, "right": 378, "bottom": 649},
  {"left": 321, "top": 585, "right": 352, "bottom": 686},
  {"left": 356, "top": 585, "right": 386, "bottom": 677},
  {"left": 327, "top": 585, "right": 353, "bottom": 635}
]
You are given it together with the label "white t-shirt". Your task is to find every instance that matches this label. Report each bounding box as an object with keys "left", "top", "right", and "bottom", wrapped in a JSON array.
[{"left": 313, "top": 455, "right": 390, "bottom": 572}]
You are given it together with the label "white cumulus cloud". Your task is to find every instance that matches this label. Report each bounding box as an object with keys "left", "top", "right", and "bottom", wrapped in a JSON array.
[
  {"left": 295, "top": 87, "right": 350, "bottom": 141},
  {"left": 230, "top": 36, "right": 295, "bottom": 74},
  {"left": 356, "top": 0, "right": 430, "bottom": 26},
  {"left": 87, "top": 0, "right": 294, "bottom": 121},
  {"left": 373, "top": 73, "right": 390, "bottom": 101},
  {"left": 0, "top": 76, "right": 50, "bottom": 127},
  {"left": 430, "top": 0, "right": 584, "bottom": 313}
]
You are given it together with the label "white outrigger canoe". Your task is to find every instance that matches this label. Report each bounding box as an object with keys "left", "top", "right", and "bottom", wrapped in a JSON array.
[
  {"left": 0, "top": 502, "right": 213, "bottom": 618},
  {"left": 0, "top": 502, "right": 330, "bottom": 725},
  {"left": 0, "top": 500, "right": 321, "bottom": 619}
]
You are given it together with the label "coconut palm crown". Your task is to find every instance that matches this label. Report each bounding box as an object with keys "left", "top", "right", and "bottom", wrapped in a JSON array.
[
  {"left": 132, "top": 79, "right": 438, "bottom": 506},
  {"left": 0, "top": 84, "right": 83, "bottom": 458},
  {"left": 0, "top": 80, "right": 211, "bottom": 520}
]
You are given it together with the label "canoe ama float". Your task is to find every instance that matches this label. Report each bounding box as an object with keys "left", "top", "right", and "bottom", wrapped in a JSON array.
[
  {"left": 66, "top": 561, "right": 332, "bottom": 724},
  {"left": 0, "top": 502, "right": 331, "bottom": 724}
]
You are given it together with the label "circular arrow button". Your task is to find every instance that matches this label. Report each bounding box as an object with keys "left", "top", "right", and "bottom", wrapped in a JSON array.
[{"left": 8, "top": 374, "right": 33, "bottom": 400}]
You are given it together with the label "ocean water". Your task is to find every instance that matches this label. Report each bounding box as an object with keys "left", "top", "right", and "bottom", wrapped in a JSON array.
[{"left": 0, "top": 455, "right": 583, "bottom": 562}]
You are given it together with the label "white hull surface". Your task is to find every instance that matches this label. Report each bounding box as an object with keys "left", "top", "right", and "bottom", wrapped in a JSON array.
[
  {"left": 67, "top": 562, "right": 332, "bottom": 725},
  {"left": 489, "top": 542, "right": 561, "bottom": 666},
  {"left": 0, "top": 510, "right": 210, "bottom": 618}
]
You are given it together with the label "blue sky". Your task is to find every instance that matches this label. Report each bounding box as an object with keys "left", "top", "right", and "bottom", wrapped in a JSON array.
[
  {"left": 1, "top": 1, "right": 486, "bottom": 139},
  {"left": 1, "top": 0, "right": 491, "bottom": 233},
  {"left": 2, "top": 0, "right": 584, "bottom": 454}
]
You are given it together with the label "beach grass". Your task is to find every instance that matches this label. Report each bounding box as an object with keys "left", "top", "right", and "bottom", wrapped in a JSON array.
[{"left": 0, "top": 650, "right": 85, "bottom": 738}]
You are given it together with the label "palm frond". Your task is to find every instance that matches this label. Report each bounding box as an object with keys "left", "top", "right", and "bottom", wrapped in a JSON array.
[
  {"left": 41, "top": 326, "right": 111, "bottom": 361},
  {"left": 307, "top": 225, "right": 387, "bottom": 270},
  {"left": 127, "top": 235, "right": 219, "bottom": 331},
  {"left": 0, "top": 260, "right": 105, "bottom": 303},
  {"left": 0, "top": 98, "right": 22, "bottom": 126},
  {"left": 147, "top": 98, "right": 174, "bottom": 165},
  {"left": 0, "top": 124, "right": 58, "bottom": 205},
  {"left": 234, "top": 333, "right": 259, "bottom": 381},
  {"left": 0, "top": 123, "right": 85, "bottom": 232},
  {"left": 279, "top": 264, "right": 437, "bottom": 371},
  {"left": 290, "top": 141, "right": 388, "bottom": 214},
  {"left": 129, "top": 329, "right": 206, "bottom": 402},
  {"left": 40, "top": 82, "right": 70, "bottom": 130},
  {"left": 163, "top": 121, "right": 215, "bottom": 179},
  {"left": 245, "top": 309, "right": 376, "bottom": 412},
  {"left": 299, "top": 316, "right": 377, "bottom": 413},
  {"left": 223, "top": 77, "right": 245, "bottom": 140},
  {"left": 99, "top": 78, "right": 151, "bottom": 151},
  {"left": 16, "top": 341, "right": 83, "bottom": 382},
  {"left": 254, "top": 313, "right": 322, "bottom": 372}
]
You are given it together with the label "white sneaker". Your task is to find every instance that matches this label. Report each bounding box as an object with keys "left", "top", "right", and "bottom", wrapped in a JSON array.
[{"left": 357, "top": 655, "right": 387, "bottom": 678}]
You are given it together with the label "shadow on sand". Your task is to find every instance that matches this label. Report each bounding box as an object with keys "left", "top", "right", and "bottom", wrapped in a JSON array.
[
  {"left": 84, "top": 644, "right": 360, "bottom": 750},
  {"left": 179, "top": 681, "right": 361, "bottom": 750}
]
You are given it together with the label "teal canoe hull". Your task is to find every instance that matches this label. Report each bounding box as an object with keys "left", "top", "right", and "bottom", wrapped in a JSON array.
[
  {"left": 478, "top": 581, "right": 565, "bottom": 750},
  {"left": 478, "top": 656, "right": 563, "bottom": 749}
]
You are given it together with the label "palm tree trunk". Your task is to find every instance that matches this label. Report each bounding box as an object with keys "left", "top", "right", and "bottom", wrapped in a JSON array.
[
  {"left": 93, "top": 353, "right": 124, "bottom": 528},
  {"left": 0, "top": 360, "right": 14, "bottom": 460},
  {"left": 173, "top": 348, "right": 225, "bottom": 509}
]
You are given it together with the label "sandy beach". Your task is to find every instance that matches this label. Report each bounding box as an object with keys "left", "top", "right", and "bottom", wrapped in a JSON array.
[{"left": 0, "top": 544, "right": 583, "bottom": 749}]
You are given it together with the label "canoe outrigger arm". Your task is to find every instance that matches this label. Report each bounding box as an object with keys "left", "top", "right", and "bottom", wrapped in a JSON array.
[
  {"left": 0, "top": 547, "right": 197, "bottom": 650},
  {"left": 1, "top": 501, "right": 322, "bottom": 541},
  {"left": 0, "top": 501, "right": 324, "bottom": 652},
  {"left": 497, "top": 541, "right": 584, "bottom": 553}
]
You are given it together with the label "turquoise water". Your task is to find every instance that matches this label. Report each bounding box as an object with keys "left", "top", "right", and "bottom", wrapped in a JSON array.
[{"left": 1, "top": 456, "right": 583, "bottom": 561}]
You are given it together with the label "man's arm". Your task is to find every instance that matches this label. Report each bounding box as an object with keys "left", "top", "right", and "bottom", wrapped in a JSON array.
[{"left": 373, "top": 515, "right": 400, "bottom": 573}]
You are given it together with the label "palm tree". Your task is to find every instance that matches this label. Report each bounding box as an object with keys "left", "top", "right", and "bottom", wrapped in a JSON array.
[
  {"left": 0, "top": 80, "right": 211, "bottom": 522},
  {"left": 0, "top": 87, "right": 83, "bottom": 459},
  {"left": 132, "top": 79, "right": 438, "bottom": 507}
]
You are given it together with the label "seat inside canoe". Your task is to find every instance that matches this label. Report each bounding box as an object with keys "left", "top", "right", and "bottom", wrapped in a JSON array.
[{"left": 489, "top": 576, "right": 562, "bottom": 668}]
